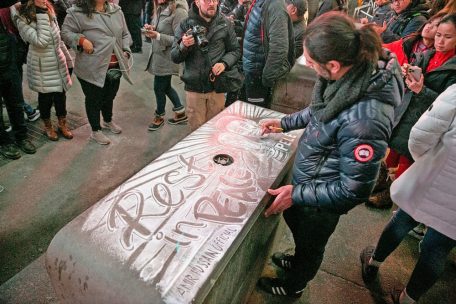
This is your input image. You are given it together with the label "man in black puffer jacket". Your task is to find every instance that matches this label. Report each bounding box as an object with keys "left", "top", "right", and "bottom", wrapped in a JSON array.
[
  {"left": 171, "top": 0, "right": 240, "bottom": 131},
  {"left": 0, "top": 0, "right": 36, "bottom": 160},
  {"left": 258, "top": 13, "right": 404, "bottom": 298},
  {"left": 242, "top": 0, "right": 294, "bottom": 109}
]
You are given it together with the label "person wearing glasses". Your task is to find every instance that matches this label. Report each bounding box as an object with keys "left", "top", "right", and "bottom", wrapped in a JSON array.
[
  {"left": 171, "top": 0, "right": 240, "bottom": 131},
  {"left": 375, "top": 0, "right": 430, "bottom": 43}
]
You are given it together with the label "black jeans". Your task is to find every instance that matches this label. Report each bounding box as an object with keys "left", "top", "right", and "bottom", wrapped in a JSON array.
[
  {"left": 38, "top": 91, "right": 67, "bottom": 119},
  {"left": 125, "top": 13, "right": 142, "bottom": 50},
  {"left": 282, "top": 205, "right": 340, "bottom": 291},
  {"left": 0, "top": 71, "right": 27, "bottom": 144},
  {"left": 244, "top": 72, "right": 272, "bottom": 109},
  {"left": 372, "top": 209, "right": 456, "bottom": 301},
  {"left": 78, "top": 76, "right": 121, "bottom": 131},
  {"left": 154, "top": 75, "right": 183, "bottom": 116}
]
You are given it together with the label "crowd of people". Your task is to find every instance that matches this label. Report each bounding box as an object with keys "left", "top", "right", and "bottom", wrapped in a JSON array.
[{"left": 1, "top": 0, "right": 456, "bottom": 303}]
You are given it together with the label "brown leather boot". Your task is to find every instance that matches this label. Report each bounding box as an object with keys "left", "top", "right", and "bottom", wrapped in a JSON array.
[
  {"left": 43, "top": 119, "right": 58, "bottom": 141},
  {"left": 58, "top": 116, "right": 73, "bottom": 139}
]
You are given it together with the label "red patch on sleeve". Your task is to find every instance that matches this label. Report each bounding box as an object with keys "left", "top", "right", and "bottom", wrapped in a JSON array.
[{"left": 354, "top": 144, "right": 374, "bottom": 163}]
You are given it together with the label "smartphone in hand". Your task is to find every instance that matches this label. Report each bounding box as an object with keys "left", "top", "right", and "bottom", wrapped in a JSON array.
[{"left": 407, "top": 66, "right": 422, "bottom": 81}]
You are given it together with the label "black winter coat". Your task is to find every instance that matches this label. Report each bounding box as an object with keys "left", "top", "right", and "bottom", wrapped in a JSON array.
[
  {"left": 171, "top": 3, "right": 240, "bottom": 93},
  {"left": 242, "top": 0, "right": 293, "bottom": 87},
  {"left": 0, "top": 19, "right": 19, "bottom": 80},
  {"left": 389, "top": 51, "right": 456, "bottom": 159},
  {"left": 281, "top": 56, "right": 403, "bottom": 214},
  {"left": 119, "top": 0, "right": 143, "bottom": 15},
  {"left": 381, "top": 0, "right": 429, "bottom": 43}
]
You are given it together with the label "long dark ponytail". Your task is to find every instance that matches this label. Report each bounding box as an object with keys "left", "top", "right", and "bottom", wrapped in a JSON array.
[{"left": 304, "top": 12, "right": 383, "bottom": 68}]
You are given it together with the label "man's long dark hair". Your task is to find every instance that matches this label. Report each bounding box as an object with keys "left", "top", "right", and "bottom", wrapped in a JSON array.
[{"left": 304, "top": 12, "right": 383, "bottom": 69}]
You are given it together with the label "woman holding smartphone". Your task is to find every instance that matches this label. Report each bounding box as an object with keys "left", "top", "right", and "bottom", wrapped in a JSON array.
[
  {"left": 387, "top": 13, "right": 456, "bottom": 183},
  {"left": 368, "top": 12, "right": 446, "bottom": 209},
  {"left": 144, "top": 0, "right": 189, "bottom": 131}
]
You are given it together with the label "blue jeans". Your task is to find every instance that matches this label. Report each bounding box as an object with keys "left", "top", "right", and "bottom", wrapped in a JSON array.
[
  {"left": 153, "top": 75, "right": 183, "bottom": 116},
  {"left": 23, "top": 101, "right": 34, "bottom": 115},
  {"left": 372, "top": 209, "right": 455, "bottom": 300}
]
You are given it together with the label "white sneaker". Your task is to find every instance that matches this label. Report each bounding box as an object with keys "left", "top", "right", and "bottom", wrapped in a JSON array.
[
  {"left": 90, "top": 131, "right": 111, "bottom": 145},
  {"left": 102, "top": 121, "right": 122, "bottom": 134}
]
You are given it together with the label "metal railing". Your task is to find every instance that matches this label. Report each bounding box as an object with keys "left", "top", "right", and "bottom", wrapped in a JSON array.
[{"left": 353, "top": 0, "right": 377, "bottom": 19}]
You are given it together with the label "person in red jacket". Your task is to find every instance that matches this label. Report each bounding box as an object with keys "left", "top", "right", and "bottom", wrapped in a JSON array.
[
  {"left": 383, "top": 12, "right": 446, "bottom": 66},
  {"left": 367, "top": 12, "right": 445, "bottom": 209}
]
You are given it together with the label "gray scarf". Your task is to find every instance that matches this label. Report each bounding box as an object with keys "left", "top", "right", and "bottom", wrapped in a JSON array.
[{"left": 311, "top": 62, "right": 375, "bottom": 122}]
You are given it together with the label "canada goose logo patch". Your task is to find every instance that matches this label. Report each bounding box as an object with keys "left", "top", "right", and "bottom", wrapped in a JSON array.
[{"left": 354, "top": 144, "right": 374, "bottom": 162}]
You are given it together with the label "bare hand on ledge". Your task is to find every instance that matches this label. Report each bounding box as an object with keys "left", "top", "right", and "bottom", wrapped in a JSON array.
[{"left": 265, "top": 185, "right": 293, "bottom": 217}]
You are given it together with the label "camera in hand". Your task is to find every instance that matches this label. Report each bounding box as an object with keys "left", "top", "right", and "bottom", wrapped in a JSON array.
[{"left": 190, "top": 25, "right": 209, "bottom": 48}]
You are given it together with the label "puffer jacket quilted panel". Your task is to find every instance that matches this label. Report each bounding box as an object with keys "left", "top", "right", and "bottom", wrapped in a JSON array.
[{"left": 15, "top": 13, "right": 72, "bottom": 93}]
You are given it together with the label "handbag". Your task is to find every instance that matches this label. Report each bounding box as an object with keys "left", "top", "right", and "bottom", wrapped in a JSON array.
[
  {"left": 106, "top": 68, "right": 122, "bottom": 82},
  {"left": 99, "top": 14, "right": 123, "bottom": 82},
  {"left": 213, "top": 66, "right": 245, "bottom": 93}
]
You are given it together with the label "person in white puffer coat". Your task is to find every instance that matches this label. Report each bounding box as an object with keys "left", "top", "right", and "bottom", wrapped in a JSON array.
[
  {"left": 360, "top": 84, "right": 456, "bottom": 304},
  {"left": 14, "top": 0, "right": 73, "bottom": 141}
]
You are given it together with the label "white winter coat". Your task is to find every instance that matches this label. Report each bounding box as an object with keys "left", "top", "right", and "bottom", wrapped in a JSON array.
[
  {"left": 14, "top": 12, "right": 72, "bottom": 93},
  {"left": 391, "top": 84, "right": 456, "bottom": 240}
]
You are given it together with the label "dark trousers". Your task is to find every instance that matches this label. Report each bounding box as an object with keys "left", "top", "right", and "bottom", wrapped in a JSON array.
[
  {"left": 0, "top": 71, "right": 27, "bottom": 144},
  {"left": 38, "top": 91, "right": 67, "bottom": 120},
  {"left": 244, "top": 72, "right": 272, "bottom": 109},
  {"left": 154, "top": 75, "right": 183, "bottom": 116},
  {"left": 78, "top": 76, "right": 120, "bottom": 131},
  {"left": 282, "top": 205, "right": 340, "bottom": 291},
  {"left": 125, "top": 13, "right": 142, "bottom": 50},
  {"left": 372, "top": 209, "right": 456, "bottom": 301}
]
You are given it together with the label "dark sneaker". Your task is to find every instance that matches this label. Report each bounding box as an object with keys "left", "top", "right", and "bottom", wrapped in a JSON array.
[
  {"left": 5, "top": 124, "right": 12, "bottom": 132},
  {"left": 148, "top": 116, "right": 164, "bottom": 131},
  {"left": 360, "top": 246, "right": 379, "bottom": 284},
  {"left": 271, "top": 252, "right": 294, "bottom": 271},
  {"left": 257, "top": 277, "right": 304, "bottom": 298},
  {"left": 15, "top": 139, "right": 36, "bottom": 154},
  {"left": 27, "top": 109, "right": 41, "bottom": 122},
  {"left": 0, "top": 144, "right": 21, "bottom": 160},
  {"left": 167, "top": 112, "right": 188, "bottom": 125},
  {"left": 365, "top": 188, "right": 393, "bottom": 209}
]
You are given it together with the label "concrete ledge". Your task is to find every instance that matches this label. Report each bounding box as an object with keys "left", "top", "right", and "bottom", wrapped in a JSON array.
[{"left": 45, "top": 102, "right": 303, "bottom": 303}]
